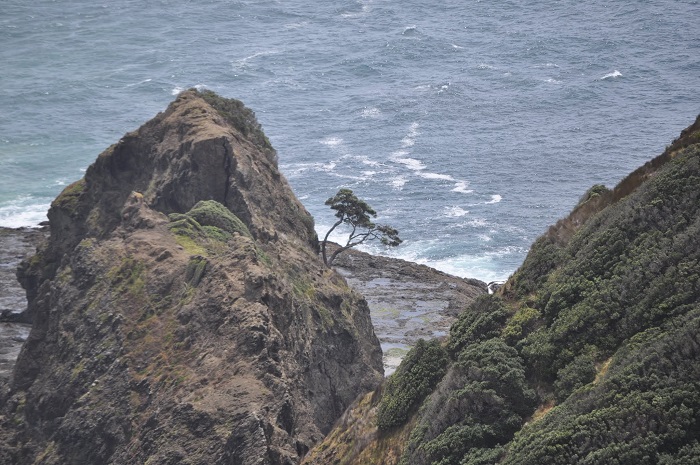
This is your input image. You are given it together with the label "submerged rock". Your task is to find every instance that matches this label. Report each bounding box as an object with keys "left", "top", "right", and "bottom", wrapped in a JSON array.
[{"left": 0, "top": 91, "right": 383, "bottom": 465}]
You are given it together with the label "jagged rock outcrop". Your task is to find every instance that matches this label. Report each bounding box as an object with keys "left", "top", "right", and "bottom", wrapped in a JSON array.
[{"left": 0, "top": 90, "right": 383, "bottom": 465}]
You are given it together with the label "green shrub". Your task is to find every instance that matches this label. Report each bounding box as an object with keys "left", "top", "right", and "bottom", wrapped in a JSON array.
[
  {"left": 503, "top": 307, "right": 700, "bottom": 465},
  {"left": 553, "top": 347, "right": 598, "bottom": 402},
  {"left": 502, "top": 306, "right": 542, "bottom": 346},
  {"left": 197, "top": 90, "right": 276, "bottom": 163},
  {"left": 401, "top": 339, "right": 535, "bottom": 465},
  {"left": 448, "top": 295, "right": 509, "bottom": 354},
  {"left": 376, "top": 339, "right": 449, "bottom": 431},
  {"left": 187, "top": 200, "right": 251, "bottom": 238}
]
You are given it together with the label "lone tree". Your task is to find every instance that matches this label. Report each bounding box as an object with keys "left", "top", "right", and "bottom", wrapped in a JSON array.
[{"left": 321, "top": 188, "right": 402, "bottom": 267}]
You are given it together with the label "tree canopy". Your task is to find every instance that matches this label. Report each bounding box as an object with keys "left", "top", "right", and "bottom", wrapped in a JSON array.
[{"left": 321, "top": 188, "right": 402, "bottom": 267}]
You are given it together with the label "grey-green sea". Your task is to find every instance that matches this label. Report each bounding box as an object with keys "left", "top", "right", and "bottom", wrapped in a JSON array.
[{"left": 1, "top": 0, "right": 698, "bottom": 282}]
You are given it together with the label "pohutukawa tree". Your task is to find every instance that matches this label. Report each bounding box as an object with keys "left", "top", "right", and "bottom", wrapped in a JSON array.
[{"left": 321, "top": 188, "right": 402, "bottom": 267}]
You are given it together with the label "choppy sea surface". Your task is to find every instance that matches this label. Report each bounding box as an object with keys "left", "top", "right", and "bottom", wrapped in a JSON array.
[{"left": 1, "top": 0, "right": 698, "bottom": 282}]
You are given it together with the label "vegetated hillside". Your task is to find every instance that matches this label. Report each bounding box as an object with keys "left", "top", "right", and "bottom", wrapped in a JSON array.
[
  {"left": 0, "top": 90, "right": 383, "bottom": 465},
  {"left": 304, "top": 115, "right": 700, "bottom": 465}
]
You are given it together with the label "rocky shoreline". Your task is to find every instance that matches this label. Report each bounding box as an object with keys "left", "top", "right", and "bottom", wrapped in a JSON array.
[
  {"left": 328, "top": 244, "right": 486, "bottom": 374},
  {"left": 0, "top": 227, "right": 45, "bottom": 388}
]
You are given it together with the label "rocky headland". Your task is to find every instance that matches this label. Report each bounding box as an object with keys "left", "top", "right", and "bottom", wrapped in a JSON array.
[
  {"left": 0, "top": 90, "right": 489, "bottom": 465},
  {"left": 0, "top": 90, "right": 386, "bottom": 465},
  {"left": 6, "top": 89, "right": 695, "bottom": 465}
]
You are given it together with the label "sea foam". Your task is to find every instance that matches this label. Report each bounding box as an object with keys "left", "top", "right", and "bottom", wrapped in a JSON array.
[
  {"left": 600, "top": 70, "right": 623, "bottom": 80},
  {"left": 445, "top": 206, "right": 469, "bottom": 217},
  {"left": 394, "top": 157, "right": 426, "bottom": 171},
  {"left": 0, "top": 197, "right": 50, "bottom": 228},
  {"left": 419, "top": 172, "right": 455, "bottom": 181},
  {"left": 452, "top": 181, "right": 473, "bottom": 194}
]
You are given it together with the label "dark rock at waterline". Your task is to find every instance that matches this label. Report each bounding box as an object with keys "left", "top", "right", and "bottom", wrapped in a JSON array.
[
  {"left": 0, "top": 227, "right": 46, "bottom": 324},
  {"left": 0, "top": 227, "right": 45, "bottom": 394}
]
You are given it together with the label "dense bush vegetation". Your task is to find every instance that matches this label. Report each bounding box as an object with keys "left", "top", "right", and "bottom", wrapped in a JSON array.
[
  {"left": 198, "top": 89, "right": 276, "bottom": 162},
  {"left": 400, "top": 338, "right": 535, "bottom": 465},
  {"left": 368, "top": 118, "right": 700, "bottom": 465},
  {"left": 376, "top": 339, "right": 449, "bottom": 431},
  {"left": 447, "top": 295, "right": 509, "bottom": 354},
  {"left": 504, "top": 306, "right": 700, "bottom": 464}
]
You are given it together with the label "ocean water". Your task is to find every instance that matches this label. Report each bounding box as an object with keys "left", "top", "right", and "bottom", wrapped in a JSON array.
[{"left": 1, "top": 0, "right": 698, "bottom": 282}]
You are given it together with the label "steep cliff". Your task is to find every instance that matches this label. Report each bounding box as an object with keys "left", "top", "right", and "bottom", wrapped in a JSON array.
[
  {"left": 0, "top": 90, "right": 383, "bottom": 465},
  {"left": 304, "top": 115, "right": 700, "bottom": 465}
]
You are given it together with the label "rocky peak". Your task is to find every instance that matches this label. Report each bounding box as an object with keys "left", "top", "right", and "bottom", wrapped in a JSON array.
[
  {"left": 2, "top": 92, "right": 383, "bottom": 465},
  {"left": 47, "top": 90, "right": 316, "bottom": 265}
]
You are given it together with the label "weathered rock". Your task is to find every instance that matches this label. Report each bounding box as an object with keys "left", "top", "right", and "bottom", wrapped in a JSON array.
[
  {"left": 0, "top": 91, "right": 383, "bottom": 465},
  {"left": 328, "top": 244, "right": 486, "bottom": 373},
  {"left": 0, "top": 227, "right": 45, "bottom": 322},
  {"left": 0, "top": 227, "right": 46, "bottom": 394}
]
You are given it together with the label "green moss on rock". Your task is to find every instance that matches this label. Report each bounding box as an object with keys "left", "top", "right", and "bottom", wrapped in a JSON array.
[
  {"left": 52, "top": 178, "right": 86, "bottom": 212},
  {"left": 197, "top": 90, "right": 276, "bottom": 160},
  {"left": 376, "top": 339, "right": 449, "bottom": 431},
  {"left": 167, "top": 200, "right": 251, "bottom": 255},
  {"left": 187, "top": 200, "right": 252, "bottom": 238}
]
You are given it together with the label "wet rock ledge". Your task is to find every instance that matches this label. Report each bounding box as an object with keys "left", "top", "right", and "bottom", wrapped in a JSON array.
[
  {"left": 327, "top": 244, "right": 487, "bottom": 374},
  {"left": 0, "top": 226, "right": 46, "bottom": 387}
]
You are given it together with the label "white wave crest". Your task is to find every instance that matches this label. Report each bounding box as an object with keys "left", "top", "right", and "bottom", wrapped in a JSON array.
[
  {"left": 235, "top": 50, "right": 279, "bottom": 67},
  {"left": 452, "top": 181, "right": 473, "bottom": 194},
  {"left": 403, "top": 251, "right": 513, "bottom": 283},
  {"left": 401, "top": 136, "right": 415, "bottom": 148},
  {"left": 284, "top": 21, "right": 308, "bottom": 30},
  {"left": 349, "top": 155, "right": 381, "bottom": 166},
  {"left": 279, "top": 161, "right": 337, "bottom": 175},
  {"left": 486, "top": 194, "right": 502, "bottom": 204},
  {"left": 390, "top": 176, "right": 407, "bottom": 188},
  {"left": 126, "top": 78, "right": 153, "bottom": 88},
  {"left": 600, "top": 70, "right": 622, "bottom": 80},
  {"left": 420, "top": 172, "right": 455, "bottom": 181},
  {"left": 535, "top": 63, "right": 560, "bottom": 69},
  {"left": 400, "top": 122, "right": 420, "bottom": 148},
  {"left": 467, "top": 218, "right": 488, "bottom": 227},
  {"left": 340, "top": 1, "right": 371, "bottom": 18},
  {"left": 394, "top": 157, "right": 426, "bottom": 171},
  {"left": 445, "top": 206, "right": 469, "bottom": 217},
  {"left": 0, "top": 197, "right": 50, "bottom": 228}
]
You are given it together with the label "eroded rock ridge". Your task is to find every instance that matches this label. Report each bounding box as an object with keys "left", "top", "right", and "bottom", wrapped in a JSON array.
[{"left": 0, "top": 90, "right": 383, "bottom": 465}]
